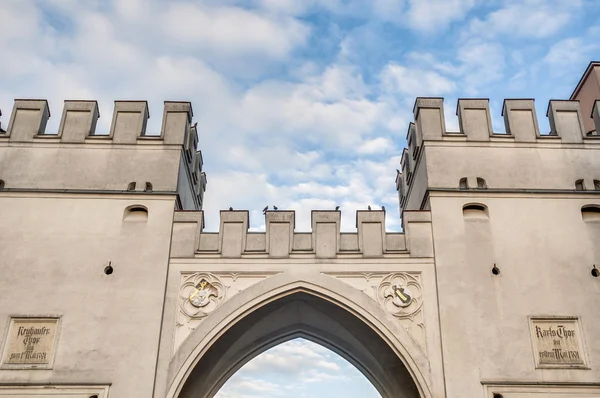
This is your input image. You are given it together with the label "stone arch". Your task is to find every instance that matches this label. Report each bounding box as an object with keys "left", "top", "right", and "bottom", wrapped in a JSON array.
[{"left": 165, "top": 271, "right": 433, "bottom": 398}]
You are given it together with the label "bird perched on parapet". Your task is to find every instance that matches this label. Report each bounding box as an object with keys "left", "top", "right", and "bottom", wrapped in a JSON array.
[
  {"left": 193, "top": 122, "right": 198, "bottom": 129},
  {"left": 229, "top": 207, "right": 233, "bottom": 211},
  {"left": 396, "top": 168, "right": 400, "bottom": 174},
  {"left": 335, "top": 206, "right": 340, "bottom": 211},
  {"left": 368, "top": 205, "right": 372, "bottom": 211},
  {"left": 273, "top": 205, "right": 278, "bottom": 210},
  {"left": 381, "top": 206, "right": 386, "bottom": 212},
  {"left": 0, "top": 109, "right": 4, "bottom": 134},
  {"left": 262, "top": 206, "right": 268, "bottom": 214}
]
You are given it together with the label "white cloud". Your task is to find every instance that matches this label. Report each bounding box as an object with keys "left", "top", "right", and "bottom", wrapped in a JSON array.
[
  {"left": 240, "top": 339, "right": 344, "bottom": 377},
  {"left": 217, "top": 339, "right": 372, "bottom": 398},
  {"left": 467, "top": 0, "right": 583, "bottom": 39},
  {"left": 380, "top": 64, "right": 456, "bottom": 96},
  {"left": 162, "top": 3, "right": 311, "bottom": 59},
  {"left": 372, "top": 0, "right": 406, "bottom": 24},
  {"left": 216, "top": 376, "right": 285, "bottom": 398},
  {"left": 356, "top": 137, "right": 394, "bottom": 154},
  {"left": 456, "top": 40, "right": 506, "bottom": 93},
  {"left": 544, "top": 38, "right": 598, "bottom": 71},
  {"left": 405, "top": 0, "right": 478, "bottom": 31}
]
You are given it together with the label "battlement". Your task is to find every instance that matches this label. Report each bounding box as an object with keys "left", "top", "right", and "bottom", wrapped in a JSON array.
[
  {"left": 170, "top": 209, "right": 434, "bottom": 259},
  {"left": 0, "top": 99, "right": 206, "bottom": 209},
  {"left": 409, "top": 97, "right": 600, "bottom": 145},
  {"left": 398, "top": 97, "right": 600, "bottom": 212},
  {"left": 0, "top": 99, "right": 199, "bottom": 145}
]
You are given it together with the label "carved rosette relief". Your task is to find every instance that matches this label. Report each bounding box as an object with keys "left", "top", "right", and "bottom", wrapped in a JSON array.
[
  {"left": 326, "top": 272, "right": 427, "bottom": 353},
  {"left": 174, "top": 272, "right": 278, "bottom": 354},
  {"left": 178, "top": 273, "right": 225, "bottom": 319},
  {"left": 377, "top": 273, "right": 423, "bottom": 319}
]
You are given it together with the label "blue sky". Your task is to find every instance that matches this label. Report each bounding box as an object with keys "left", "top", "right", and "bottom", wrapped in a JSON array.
[
  {"left": 1, "top": 1, "right": 599, "bottom": 396},
  {"left": 1, "top": 0, "right": 599, "bottom": 233}
]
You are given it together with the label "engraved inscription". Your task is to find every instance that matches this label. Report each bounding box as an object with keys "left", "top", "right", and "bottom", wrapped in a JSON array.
[
  {"left": 2, "top": 318, "right": 59, "bottom": 366},
  {"left": 530, "top": 318, "right": 586, "bottom": 368}
]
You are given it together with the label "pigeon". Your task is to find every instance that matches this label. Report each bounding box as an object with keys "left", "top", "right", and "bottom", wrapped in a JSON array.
[
  {"left": 273, "top": 205, "right": 279, "bottom": 210},
  {"left": 396, "top": 168, "right": 400, "bottom": 174},
  {"left": 335, "top": 206, "right": 340, "bottom": 211},
  {"left": 381, "top": 206, "right": 386, "bottom": 212},
  {"left": 262, "top": 206, "right": 269, "bottom": 214},
  {"left": 229, "top": 207, "right": 233, "bottom": 211},
  {"left": 368, "top": 205, "right": 372, "bottom": 211}
]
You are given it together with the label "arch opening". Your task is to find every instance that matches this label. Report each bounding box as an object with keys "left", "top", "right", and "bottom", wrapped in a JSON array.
[
  {"left": 582, "top": 205, "right": 600, "bottom": 222},
  {"left": 123, "top": 205, "right": 148, "bottom": 222},
  {"left": 215, "top": 337, "right": 381, "bottom": 398},
  {"left": 175, "top": 291, "right": 421, "bottom": 398},
  {"left": 463, "top": 203, "right": 489, "bottom": 219}
]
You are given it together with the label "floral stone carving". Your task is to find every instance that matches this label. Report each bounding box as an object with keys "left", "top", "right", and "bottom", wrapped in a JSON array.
[
  {"left": 377, "top": 272, "right": 423, "bottom": 319},
  {"left": 178, "top": 273, "right": 225, "bottom": 320}
]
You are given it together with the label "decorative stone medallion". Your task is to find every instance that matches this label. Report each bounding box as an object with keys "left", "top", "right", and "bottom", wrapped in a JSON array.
[
  {"left": 178, "top": 273, "right": 225, "bottom": 319},
  {"left": 325, "top": 271, "right": 427, "bottom": 353},
  {"left": 173, "top": 272, "right": 279, "bottom": 354},
  {"left": 377, "top": 273, "right": 423, "bottom": 318}
]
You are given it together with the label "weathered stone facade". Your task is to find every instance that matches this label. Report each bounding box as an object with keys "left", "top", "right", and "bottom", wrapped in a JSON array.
[{"left": 1, "top": 63, "right": 599, "bottom": 398}]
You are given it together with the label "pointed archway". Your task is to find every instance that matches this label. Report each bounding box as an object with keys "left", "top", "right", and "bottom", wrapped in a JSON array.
[{"left": 165, "top": 272, "right": 432, "bottom": 398}]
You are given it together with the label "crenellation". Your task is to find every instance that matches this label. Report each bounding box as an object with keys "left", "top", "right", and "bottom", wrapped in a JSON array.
[
  {"left": 5, "top": 99, "right": 50, "bottom": 141},
  {"left": 398, "top": 95, "right": 600, "bottom": 214},
  {"left": 406, "top": 97, "right": 600, "bottom": 145},
  {"left": 312, "top": 210, "right": 341, "bottom": 258},
  {"left": 162, "top": 101, "right": 193, "bottom": 146},
  {"left": 501, "top": 98, "right": 539, "bottom": 141},
  {"left": 413, "top": 97, "right": 445, "bottom": 142},
  {"left": 266, "top": 210, "right": 295, "bottom": 257},
  {"left": 0, "top": 98, "right": 205, "bottom": 210},
  {"left": 401, "top": 148, "right": 411, "bottom": 185},
  {"left": 188, "top": 123, "right": 199, "bottom": 156},
  {"left": 197, "top": 172, "right": 207, "bottom": 208},
  {"left": 58, "top": 100, "right": 99, "bottom": 142},
  {"left": 546, "top": 100, "right": 585, "bottom": 142},
  {"left": 406, "top": 122, "right": 419, "bottom": 161},
  {"left": 456, "top": 98, "right": 492, "bottom": 141},
  {"left": 395, "top": 171, "right": 405, "bottom": 210},
  {"left": 170, "top": 211, "right": 204, "bottom": 258},
  {"left": 356, "top": 210, "right": 386, "bottom": 257},
  {"left": 0, "top": 99, "right": 199, "bottom": 147},
  {"left": 219, "top": 210, "right": 249, "bottom": 257},
  {"left": 169, "top": 209, "right": 422, "bottom": 258},
  {"left": 110, "top": 101, "right": 149, "bottom": 144},
  {"left": 402, "top": 211, "right": 433, "bottom": 257}
]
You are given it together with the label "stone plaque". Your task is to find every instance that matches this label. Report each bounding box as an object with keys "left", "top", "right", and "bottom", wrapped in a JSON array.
[
  {"left": 529, "top": 317, "right": 587, "bottom": 368},
  {"left": 2, "top": 317, "right": 59, "bottom": 368}
]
